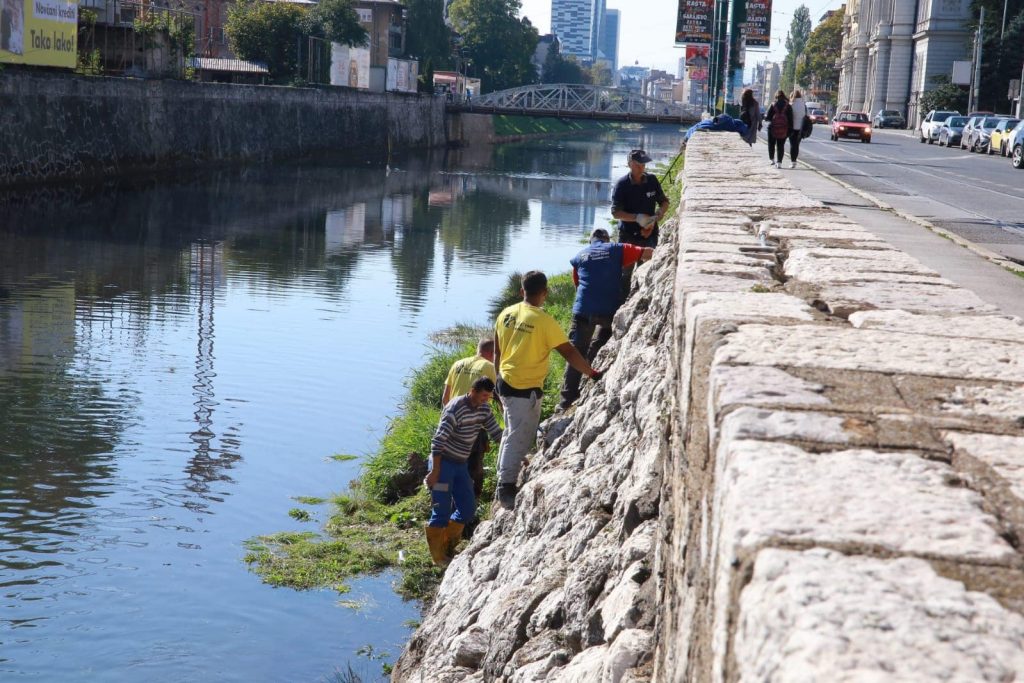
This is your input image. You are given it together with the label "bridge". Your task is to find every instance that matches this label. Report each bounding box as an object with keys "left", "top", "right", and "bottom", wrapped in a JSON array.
[{"left": 448, "top": 83, "right": 702, "bottom": 124}]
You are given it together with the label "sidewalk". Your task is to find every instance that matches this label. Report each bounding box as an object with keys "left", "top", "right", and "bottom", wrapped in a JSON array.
[{"left": 790, "top": 162, "right": 1024, "bottom": 318}]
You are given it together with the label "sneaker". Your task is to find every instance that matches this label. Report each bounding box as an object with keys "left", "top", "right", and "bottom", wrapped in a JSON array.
[
  {"left": 496, "top": 483, "right": 517, "bottom": 510},
  {"left": 790, "top": 161, "right": 797, "bottom": 169},
  {"left": 768, "top": 160, "right": 776, "bottom": 167}
]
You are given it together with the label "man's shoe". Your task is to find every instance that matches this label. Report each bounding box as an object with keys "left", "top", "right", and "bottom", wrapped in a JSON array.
[{"left": 496, "top": 483, "right": 517, "bottom": 510}]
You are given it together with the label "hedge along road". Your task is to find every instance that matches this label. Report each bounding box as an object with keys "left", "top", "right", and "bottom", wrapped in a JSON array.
[
  {"left": 0, "top": 124, "right": 687, "bottom": 683},
  {"left": 787, "top": 127, "right": 1024, "bottom": 266}
]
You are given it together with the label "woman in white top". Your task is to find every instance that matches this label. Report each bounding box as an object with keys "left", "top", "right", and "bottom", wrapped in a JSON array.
[{"left": 789, "top": 90, "right": 807, "bottom": 168}]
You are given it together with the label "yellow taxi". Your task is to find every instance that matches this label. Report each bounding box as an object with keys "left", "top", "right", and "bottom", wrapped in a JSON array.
[{"left": 989, "top": 118, "right": 1020, "bottom": 156}]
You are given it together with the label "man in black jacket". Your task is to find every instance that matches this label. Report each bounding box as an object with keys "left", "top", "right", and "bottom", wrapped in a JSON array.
[{"left": 611, "top": 149, "right": 670, "bottom": 248}]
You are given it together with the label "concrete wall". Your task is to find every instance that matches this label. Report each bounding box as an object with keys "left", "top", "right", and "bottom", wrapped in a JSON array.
[
  {"left": 394, "top": 133, "right": 1024, "bottom": 681},
  {"left": 0, "top": 70, "right": 446, "bottom": 186}
]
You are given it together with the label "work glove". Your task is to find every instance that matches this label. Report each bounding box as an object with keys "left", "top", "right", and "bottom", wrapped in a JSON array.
[
  {"left": 590, "top": 370, "right": 603, "bottom": 381},
  {"left": 635, "top": 213, "right": 654, "bottom": 228}
]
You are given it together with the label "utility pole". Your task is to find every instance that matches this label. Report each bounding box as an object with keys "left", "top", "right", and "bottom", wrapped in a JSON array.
[{"left": 969, "top": 7, "right": 984, "bottom": 114}]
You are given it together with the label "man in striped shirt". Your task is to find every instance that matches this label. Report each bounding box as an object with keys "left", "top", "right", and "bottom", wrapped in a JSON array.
[{"left": 424, "top": 376, "right": 503, "bottom": 566}]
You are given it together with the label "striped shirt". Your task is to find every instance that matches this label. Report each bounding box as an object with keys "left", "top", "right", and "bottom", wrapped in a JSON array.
[{"left": 431, "top": 395, "right": 502, "bottom": 463}]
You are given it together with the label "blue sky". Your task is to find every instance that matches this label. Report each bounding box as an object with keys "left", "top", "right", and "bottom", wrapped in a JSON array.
[{"left": 519, "top": 0, "right": 845, "bottom": 78}]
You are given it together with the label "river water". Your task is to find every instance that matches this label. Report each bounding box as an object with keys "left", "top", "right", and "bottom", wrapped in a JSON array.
[{"left": 0, "top": 125, "right": 685, "bottom": 682}]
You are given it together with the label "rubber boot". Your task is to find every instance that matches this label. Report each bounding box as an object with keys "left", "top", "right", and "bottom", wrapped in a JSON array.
[
  {"left": 445, "top": 521, "right": 465, "bottom": 558},
  {"left": 424, "top": 524, "right": 450, "bottom": 566}
]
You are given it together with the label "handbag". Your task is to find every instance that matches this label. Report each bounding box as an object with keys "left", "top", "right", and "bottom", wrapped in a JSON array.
[{"left": 801, "top": 115, "right": 813, "bottom": 139}]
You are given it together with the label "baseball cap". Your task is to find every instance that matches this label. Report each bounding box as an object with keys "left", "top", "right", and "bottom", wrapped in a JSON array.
[
  {"left": 590, "top": 228, "right": 610, "bottom": 242},
  {"left": 628, "top": 149, "right": 652, "bottom": 164}
]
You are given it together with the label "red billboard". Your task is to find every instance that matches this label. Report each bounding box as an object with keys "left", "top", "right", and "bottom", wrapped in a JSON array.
[
  {"left": 686, "top": 45, "right": 710, "bottom": 83},
  {"left": 675, "top": 0, "right": 714, "bottom": 46}
]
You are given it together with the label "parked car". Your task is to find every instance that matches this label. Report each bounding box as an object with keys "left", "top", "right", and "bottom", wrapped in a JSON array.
[
  {"left": 1004, "top": 121, "right": 1024, "bottom": 159},
  {"left": 919, "top": 110, "right": 958, "bottom": 143},
  {"left": 966, "top": 111, "right": 995, "bottom": 118},
  {"left": 1013, "top": 135, "right": 1024, "bottom": 169},
  {"left": 966, "top": 116, "right": 1009, "bottom": 152},
  {"left": 831, "top": 111, "right": 872, "bottom": 142},
  {"left": 989, "top": 118, "right": 1020, "bottom": 156},
  {"left": 959, "top": 116, "right": 983, "bottom": 150},
  {"left": 873, "top": 109, "right": 906, "bottom": 128},
  {"left": 937, "top": 116, "right": 968, "bottom": 147},
  {"left": 809, "top": 108, "right": 829, "bottom": 124}
]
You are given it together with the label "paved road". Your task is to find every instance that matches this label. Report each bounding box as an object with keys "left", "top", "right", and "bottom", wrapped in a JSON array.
[{"left": 788, "top": 127, "right": 1024, "bottom": 264}]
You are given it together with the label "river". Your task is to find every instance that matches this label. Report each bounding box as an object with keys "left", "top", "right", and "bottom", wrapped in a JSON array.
[{"left": 0, "top": 124, "right": 686, "bottom": 682}]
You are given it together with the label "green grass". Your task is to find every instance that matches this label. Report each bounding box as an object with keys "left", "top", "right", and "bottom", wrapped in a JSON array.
[
  {"left": 330, "top": 454, "right": 359, "bottom": 462},
  {"left": 492, "top": 115, "right": 618, "bottom": 137}
]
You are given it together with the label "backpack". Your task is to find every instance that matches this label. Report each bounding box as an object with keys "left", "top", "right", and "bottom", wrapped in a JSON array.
[
  {"left": 770, "top": 104, "right": 789, "bottom": 138},
  {"left": 801, "top": 114, "right": 813, "bottom": 139}
]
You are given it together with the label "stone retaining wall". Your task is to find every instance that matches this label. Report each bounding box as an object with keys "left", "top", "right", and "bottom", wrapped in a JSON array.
[
  {"left": 395, "top": 133, "right": 1024, "bottom": 682},
  {"left": 0, "top": 70, "right": 446, "bottom": 186}
]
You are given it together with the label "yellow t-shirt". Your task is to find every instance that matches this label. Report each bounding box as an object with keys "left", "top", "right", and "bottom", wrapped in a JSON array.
[
  {"left": 494, "top": 301, "right": 569, "bottom": 390},
  {"left": 444, "top": 355, "right": 497, "bottom": 400}
]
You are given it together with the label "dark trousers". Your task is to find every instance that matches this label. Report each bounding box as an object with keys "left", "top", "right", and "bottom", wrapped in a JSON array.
[
  {"left": 767, "top": 133, "right": 786, "bottom": 163},
  {"left": 559, "top": 313, "right": 614, "bottom": 408},
  {"left": 618, "top": 228, "right": 658, "bottom": 298},
  {"left": 789, "top": 132, "right": 802, "bottom": 162}
]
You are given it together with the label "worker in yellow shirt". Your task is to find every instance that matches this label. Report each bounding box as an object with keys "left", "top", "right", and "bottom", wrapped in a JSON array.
[
  {"left": 493, "top": 270, "right": 601, "bottom": 510},
  {"left": 441, "top": 338, "right": 497, "bottom": 498}
]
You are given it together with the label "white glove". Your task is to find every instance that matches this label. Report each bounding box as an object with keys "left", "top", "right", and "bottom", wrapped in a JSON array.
[{"left": 635, "top": 213, "right": 654, "bottom": 228}]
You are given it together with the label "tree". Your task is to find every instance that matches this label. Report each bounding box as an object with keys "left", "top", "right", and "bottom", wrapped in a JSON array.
[
  {"left": 303, "top": 0, "right": 367, "bottom": 46},
  {"left": 403, "top": 0, "right": 454, "bottom": 70},
  {"left": 919, "top": 74, "right": 969, "bottom": 113},
  {"left": 589, "top": 61, "right": 612, "bottom": 86},
  {"left": 978, "top": 8, "right": 1024, "bottom": 112},
  {"left": 541, "top": 43, "right": 588, "bottom": 84},
  {"left": 796, "top": 7, "right": 844, "bottom": 103},
  {"left": 781, "top": 5, "right": 812, "bottom": 93},
  {"left": 447, "top": 0, "right": 539, "bottom": 92},
  {"left": 227, "top": 0, "right": 306, "bottom": 79}
]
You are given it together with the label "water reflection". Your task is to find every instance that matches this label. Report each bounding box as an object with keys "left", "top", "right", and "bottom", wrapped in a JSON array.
[{"left": 0, "top": 125, "right": 686, "bottom": 681}]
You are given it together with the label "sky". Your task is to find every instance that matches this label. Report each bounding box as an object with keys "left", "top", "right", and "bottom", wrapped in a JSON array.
[{"left": 519, "top": 0, "right": 845, "bottom": 80}]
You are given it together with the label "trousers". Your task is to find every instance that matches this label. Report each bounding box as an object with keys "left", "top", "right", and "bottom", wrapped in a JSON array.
[
  {"left": 496, "top": 391, "right": 542, "bottom": 486},
  {"left": 560, "top": 313, "right": 613, "bottom": 407},
  {"left": 427, "top": 459, "right": 474, "bottom": 527}
]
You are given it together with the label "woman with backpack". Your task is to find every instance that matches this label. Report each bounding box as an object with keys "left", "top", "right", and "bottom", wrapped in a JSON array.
[
  {"left": 789, "top": 90, "right": 807, "bottom": 168},
  {"left": 739, "top": 88, "right": 761, "bottom": 147},
  {"left": 764, "top": 90, "right": 792, "bottom": 169}
]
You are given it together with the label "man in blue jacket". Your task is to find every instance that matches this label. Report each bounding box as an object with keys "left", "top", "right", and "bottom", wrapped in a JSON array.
[{"left": 559, "top": 228, "right": 653, "bottom": 410}]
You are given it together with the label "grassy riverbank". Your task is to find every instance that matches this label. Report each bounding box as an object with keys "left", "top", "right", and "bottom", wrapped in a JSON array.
[
  {"left": 492, "top": 115, "right": 618, "bottom": 138},
  {"left": 243, "top": 147, "right": 685, "bottom": 607}
]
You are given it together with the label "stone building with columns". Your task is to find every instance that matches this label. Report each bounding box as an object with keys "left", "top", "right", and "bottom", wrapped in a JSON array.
[{"left": 837, "top": 0, "right": 971, "bottom": 126}]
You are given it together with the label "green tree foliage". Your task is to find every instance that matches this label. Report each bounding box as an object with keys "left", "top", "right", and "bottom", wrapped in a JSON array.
[
  {"left": 226, "top": 0, "right": 365, "bottom": 81},
  {"left": 796, "top": 7, "right": 844, "bottom": 101},
  {"left": 403, "top": 0, "right": 454, "bottom": 70},
  {"left": 976, "top": 8, "right": 1024, "bottom": 112},
  {"left": 447, "top": 0, "right": 539, "bottom": 91},
  {"left": 541, "top": 41, "right": 588, "bottom": 84},
  {"left": 589, "top": 61, "right": 612, "bottom": 86},
  {"left": 302, "top": 0, "right": 367, "bottom": 46},
  {"left": 919, "top": 74, "right": 969, "bottom": 113},
  {"left": 781, "top": 5, "right": 812, "bottom": 93}
]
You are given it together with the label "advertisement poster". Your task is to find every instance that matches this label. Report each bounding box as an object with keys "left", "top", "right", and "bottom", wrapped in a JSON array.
[
  {"left": 1, "top": 0, "right": 78, "bottom": 68},
  {"left": 675, "top": 0, "right": 713, "bottom": 45},
  {"left": 685, "top": 44, "right": 709, "bottom": 83},
  {"left": 330, "top": 44, "right": 370, "bottom": 89},
  {"left": 386, "top": 58, "right": 419, "bottom": 93},
  {"left": 745, "top": 0, "right": 771, "bottom": 48}
]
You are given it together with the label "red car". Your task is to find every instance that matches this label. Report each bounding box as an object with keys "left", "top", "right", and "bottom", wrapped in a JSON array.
[
  {"left": 809, "top": 108, "right": 829, "bottom": 124},
  {"left": 830, "top": 111, "right": 872, "bottom": 143}
]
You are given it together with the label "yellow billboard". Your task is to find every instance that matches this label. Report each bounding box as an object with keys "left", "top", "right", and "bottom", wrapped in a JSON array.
[{"left": 1, "top": 0, "right": 78, "bottom": 68}]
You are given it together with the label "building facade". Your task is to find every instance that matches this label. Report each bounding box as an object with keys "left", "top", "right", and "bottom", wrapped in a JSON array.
[
  {"left": 551, "top": 0, "right": 605, "bottom": 63},
  {"left": 599, "top": 8, "right": 619, "bottom": 72},
  {"left": 837, "top": 0, "right": 970, "bottom": 125}
]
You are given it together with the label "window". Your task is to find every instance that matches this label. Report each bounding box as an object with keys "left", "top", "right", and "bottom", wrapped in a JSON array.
[{"left": 357, "top": 8, "right": 372, "bottom": 23}]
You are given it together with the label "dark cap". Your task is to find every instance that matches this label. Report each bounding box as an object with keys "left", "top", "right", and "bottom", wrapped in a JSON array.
[
  {"left": 628, "top": 149, "right": 652, "bottom": 164},
  {"left": 590, "top": 228, "right": 610, "bottom": 242}
]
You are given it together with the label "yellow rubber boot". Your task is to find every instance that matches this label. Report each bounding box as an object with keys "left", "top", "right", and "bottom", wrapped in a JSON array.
[
  {"left": 445, "top": 521, "right": 465, "bottom": 558},
  {"left": 424, "top": 524, "right": 450, "bottom": 566}
]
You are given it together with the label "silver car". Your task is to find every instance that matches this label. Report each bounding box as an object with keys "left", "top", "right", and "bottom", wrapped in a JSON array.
[{"left": 937, "top": 116, "right": 968, "bottom": 147}]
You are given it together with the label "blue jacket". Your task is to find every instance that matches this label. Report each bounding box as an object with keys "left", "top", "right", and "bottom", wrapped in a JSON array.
[
  {"left": 684, "top": 114, "right": 750, "bottom": 142},
  {"left": 572, "top": 241, "right": 630, "bottom": 317}
]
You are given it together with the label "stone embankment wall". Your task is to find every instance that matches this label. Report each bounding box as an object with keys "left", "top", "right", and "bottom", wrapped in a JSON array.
[
  {"left": 394, "top": 134, "right": 1024, "bottom": 682},
  {"left": 0, "top": 71, "right": 446, "bottom": 186}
]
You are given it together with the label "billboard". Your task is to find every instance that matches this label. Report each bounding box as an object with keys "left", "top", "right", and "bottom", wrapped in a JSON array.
[
  {"left": 675, "top": 0, "right": 714, "bottom": 46},
  {"left": 686, "top": 45, "right": 709, "bottom": 83},
  {"left": 330, "top": 44, "right": 370, "bottom": 89},
  {"left": 1, "top": 0, "right": 78, "bottom": 68},
  {"left": 386, "top": 58, "right": 418, "bottom": 93},
  {"left": 745, "top": 0, "right": 771, "bottom": 48}
]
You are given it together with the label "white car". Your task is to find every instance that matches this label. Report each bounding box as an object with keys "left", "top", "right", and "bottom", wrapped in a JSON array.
[{"left": 919, "top": 110, "right": 959, "bottom": 144}]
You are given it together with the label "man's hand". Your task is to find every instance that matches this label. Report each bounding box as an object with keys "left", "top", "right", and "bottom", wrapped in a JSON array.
[
  {"left": 425, "top": 466, "right": 440, "bottom": 490},
  {"left": 635, "top": 213, "right": 654, "bottom": 228},
  {"left": 640, "top": 224, "right": 655, "bottom": 239},
  {"left": 590, "top": 369, "right": 603, "bottom": 381}
]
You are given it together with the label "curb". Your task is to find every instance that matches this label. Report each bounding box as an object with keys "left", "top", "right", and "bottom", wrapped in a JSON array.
[{"left": 799, "top": 159, "right": 1024, "bottom": 274}]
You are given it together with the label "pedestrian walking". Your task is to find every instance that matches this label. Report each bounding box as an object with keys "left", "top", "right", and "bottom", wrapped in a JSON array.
[
  {"left": 559, "top": 228, "right": 652, "bottom": 410},
  {"left": 493, "top": 271, "right": 600, "bottom": 510},
  {"left": 764, "top": 90, "right": 792, "bottom": 169},
  {"left": 789, "top": 90, "right": 807, "bottom": 168},
  {"left": 424, "top": 376, "right": 503, "bottom": 566},
  {"left": 441, "top": 339, "right": 498, "bottom": 498},
  {"left": 740, "top": 88, "right": 761, "bottom": 147}
]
